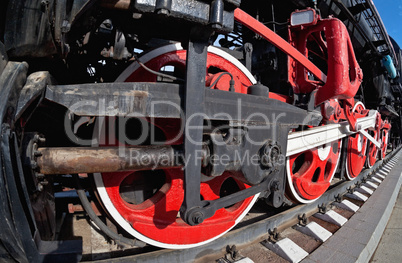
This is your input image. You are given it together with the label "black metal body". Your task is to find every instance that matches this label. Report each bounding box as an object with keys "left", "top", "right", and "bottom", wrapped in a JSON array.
[
  {"left": 39, "top": 79, "right": 320, "bottom": 225},
  {"left": 42, "top": 82, "right": 321, "bottom": 124},
  {"left": 0, "top": 49, "right": 82, "bottom": 262},
  {"left": 134, "top": 0, "right": 239, "bottom": 32}
]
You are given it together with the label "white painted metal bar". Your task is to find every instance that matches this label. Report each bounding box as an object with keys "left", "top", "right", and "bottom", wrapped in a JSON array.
[
  {"left": 359, "top": 129, "right": 381, "bottom": 148},
  {"left": 286, "top": 110, "right": 378, "bottom": 156}
]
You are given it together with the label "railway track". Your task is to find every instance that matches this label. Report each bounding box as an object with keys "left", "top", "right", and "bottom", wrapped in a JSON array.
[{"left": 74, "top": 147, "right": 401, "bottom": 262}]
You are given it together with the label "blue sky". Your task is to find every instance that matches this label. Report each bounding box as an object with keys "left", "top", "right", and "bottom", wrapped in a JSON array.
[{"left": 373, "top": 0, "right": 402, "bottom": 47}]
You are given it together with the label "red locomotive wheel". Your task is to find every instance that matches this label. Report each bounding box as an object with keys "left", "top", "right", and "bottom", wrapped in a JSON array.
[
  {"left": 366, "top": 129, "right": 379, "bottom": 168},
  {"left": 380, "top": 128, "right": 389, "bottom": 159},
  {"left": 345, "top": 102, "right": 369, "bottom": 180},
  {"left": 286, "top": 139, "right": 342, "bottom": 203},
  {"left": 94, "top": 44, "right": 259, "bottom": 248}
]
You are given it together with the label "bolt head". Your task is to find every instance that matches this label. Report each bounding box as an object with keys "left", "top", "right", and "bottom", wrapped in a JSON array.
[{"left": 191, "top": 211, "right": 204, "bottom": 225}]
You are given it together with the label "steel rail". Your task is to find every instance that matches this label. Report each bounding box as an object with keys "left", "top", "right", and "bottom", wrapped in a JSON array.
[{"left": 94, "top": 147, "right": 401, "bottom": 263}]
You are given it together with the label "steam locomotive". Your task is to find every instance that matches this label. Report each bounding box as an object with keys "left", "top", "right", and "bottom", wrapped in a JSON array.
[{"left": 0, "top": 0, "right": 401, "bottom": 261}]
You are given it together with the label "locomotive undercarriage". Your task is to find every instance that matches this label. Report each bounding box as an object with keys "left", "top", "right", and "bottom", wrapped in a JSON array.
[{"left": 0, "top": 0, "right": 400, "bottom": 261}]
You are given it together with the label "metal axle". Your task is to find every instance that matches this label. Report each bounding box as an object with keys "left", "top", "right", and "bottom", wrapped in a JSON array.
[{"left": 35, "top": 145, "right": 192, "bottom": 175}]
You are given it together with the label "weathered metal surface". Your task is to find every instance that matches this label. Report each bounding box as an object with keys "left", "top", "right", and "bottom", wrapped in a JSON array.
[
  {"left": 15, "top": 71, "right": 54, "bottom": 121},
  {"left": 100, "top": 0, "right": 134, "bottom": 10},
  {"left": 0, "top": 61, "right": 31, "bottom": 263},
  {"left": 44, "top": 82, "right": 322, "bottom": 126},
  {"left": 45, "top": 82, "right": 181, "bottom": 118},
  {"left": 180, "top": 34, "right": 210, "bottom": 226},
  {"left": 36, "top": 145, "right": 183, "bottom": 174},
  {"left": 0, "top": 61, "right": 28, "bottom": 124},
  {"left": 134, "top": 0, "right": 238, "bottom": 32},
  {"left": 0, "top": 42, "right": 7, "bottom": 76},
  {"left": 4, "top": 0, "right": 57, "bottom": 58}
]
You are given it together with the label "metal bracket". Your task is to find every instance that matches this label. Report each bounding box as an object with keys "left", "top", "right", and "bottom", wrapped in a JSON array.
[
  {"left": 298, "top": 213, "right": 308, "bottom": 226},
  {"left": 334, "top": 194, "right": 343, "bottom": 203},
  {"left": 179, "top": 27, "right": 210, "bottom": 226},
  {"left": 318, "top": 203, "right": 328, "bottom": 214},
  {"left": 268, "top": 228, "right": 279, "bottom": 243},
  {"left": 243, "top": 43, "right": 253, "bottom": 72}
]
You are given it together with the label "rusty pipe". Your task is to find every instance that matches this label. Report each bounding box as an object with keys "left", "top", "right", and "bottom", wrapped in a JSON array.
[
  {"left": 100, "top": 0, "right": 131, "bottom": 10},
  {"left": 36, "top": 145, "right": 193, "bottom": 175}
]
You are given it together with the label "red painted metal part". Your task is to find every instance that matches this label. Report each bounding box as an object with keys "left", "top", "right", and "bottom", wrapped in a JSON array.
[
  {"left": 269, "top": 92, "right": 291, "bottom": 103},
  {"left": 346, "top": 133, "right": 368, "bottom": 179},
  {"left": 103, "top": 170, "right": 253, "bottom": 245},
  {"left": 315, "top": 19, "right": 363, "bottom": 105},
  {"left": 235, "top": 8, "right": 362, "bottom": 108},
  {"left": 234, "top": 8, "right": 327, "bottom": 83},
  {"left": 100, "top": 48, "right": 256, "bottom": 246},
  {"left": 366, "top": 129, "right": 379, "bottom": 168},
  {"left": 366, "top": 113, "right": 382, "bottom": 168},
  {"left": 380, "top": 119, "right": 391, "bottom": 159},
  {"left": 345, "top": 103, "right": 368, "bottom": 180},
  {"left": 287, "top": 139, "right": 342, "bottom": 202},
  {"left": 287, "top": 16, "right": 363, "bottom": 105},
  {"left": 345, "top": 104, "right": 370, "bottom": 131},
  {"left": 321, "top": 97, "right": 371, "bottom": 134}
]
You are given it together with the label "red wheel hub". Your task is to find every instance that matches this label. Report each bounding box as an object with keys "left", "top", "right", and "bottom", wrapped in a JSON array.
[
  {"left": 94, "top": 44, "right": 259, "bottom": 248},
  {"left": 286, "top": 139, "right": 342, "bottom": 203}
]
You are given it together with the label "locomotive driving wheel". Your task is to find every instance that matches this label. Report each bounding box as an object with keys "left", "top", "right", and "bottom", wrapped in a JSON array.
[
  {"left": 93, "top": 43, "right": 259, "bottom": 248},
  {"left": 380, "top": 126, "right": 390, "bottom": 159},
  {"left": 286, "top": 138, "right": 342, "bottom": 204},
  {"left": 366, "top": 129, "right": 379, "bottom": 168},
  {"left": 345, "top": 102, "right": 369, "bottom": 180}
]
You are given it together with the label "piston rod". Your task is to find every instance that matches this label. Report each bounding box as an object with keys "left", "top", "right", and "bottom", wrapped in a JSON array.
[{"left": 35, "top": 146, "right": 194, "bottom": 175}]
